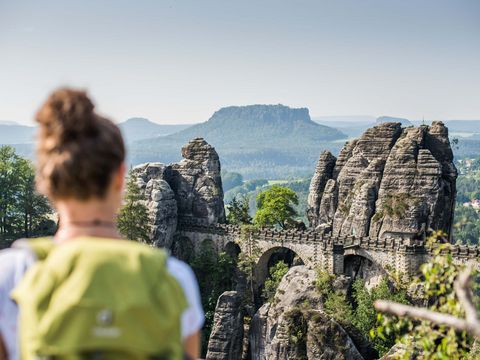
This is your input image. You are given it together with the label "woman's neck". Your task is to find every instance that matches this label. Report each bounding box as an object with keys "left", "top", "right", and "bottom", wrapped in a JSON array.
[
  {"left": 54, "top": 226, "right": 121, "bottom": 244},
  {"left": 54, "top": 198, "right": 121, "bottom": 244}
]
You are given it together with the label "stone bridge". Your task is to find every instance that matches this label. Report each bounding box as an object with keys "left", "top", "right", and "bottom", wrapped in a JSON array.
[{"left": 175, "top": 221, "right": 480, "bottom": 290}]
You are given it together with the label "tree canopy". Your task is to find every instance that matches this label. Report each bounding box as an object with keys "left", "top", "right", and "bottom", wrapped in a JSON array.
[
  {"left": 0, "top": 146, "right": 54, "bottom": 248},
  {"left": 253, "top": 185, "right": 298, "bottom": 229}
]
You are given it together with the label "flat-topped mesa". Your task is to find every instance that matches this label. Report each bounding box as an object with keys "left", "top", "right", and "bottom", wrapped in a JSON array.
[
  {"left": 307, "top": 121, "right": 457, "bottom": 241},
  {"left": 132, "top": 138, "right": 225, "bottom": 247}
]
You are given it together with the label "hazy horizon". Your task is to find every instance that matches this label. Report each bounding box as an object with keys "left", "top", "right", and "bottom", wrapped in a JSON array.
[
  {"left": 1, "top": 0, "right": 479, "bottom": 125},
  {"left": 2, "top": 110, "right": 480, "bottom": 127}
]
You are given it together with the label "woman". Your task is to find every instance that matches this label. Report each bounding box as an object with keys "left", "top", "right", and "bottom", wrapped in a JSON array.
[{"left": 0, "top": 88, "right": 203, "bottom": 359}]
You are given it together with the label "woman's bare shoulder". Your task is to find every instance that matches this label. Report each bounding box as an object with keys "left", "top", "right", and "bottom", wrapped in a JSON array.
[{"left": 0, "top": 247, "right": 35, "bottom": 288}]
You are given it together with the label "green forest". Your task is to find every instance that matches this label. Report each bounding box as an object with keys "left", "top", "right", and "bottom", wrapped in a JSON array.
[
  {"left": 0, "top": 146, "right": 55, "bottom": 248},
  {"left": 453, "top": 157, "right": 480, "bottom": 245}
]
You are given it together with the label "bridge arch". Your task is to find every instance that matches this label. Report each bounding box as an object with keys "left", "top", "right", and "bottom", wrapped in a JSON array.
[
  {"left": 253, "top": 246, "right": 306, "bottom": 298},
  {"left": 200, "top": 238, "right": 216, "bottom": 251},
  {"left": 171, "top": 235, "right": 195, "bottom": 262},
  {"left": 343, "top": 248, "right": 387, "bottom": 288},
  {"left": 343, "top": 247, "right": 375, "bottom": 262},
  {"left": 224, "top": 241, "right": 241, "bottom": 259}
]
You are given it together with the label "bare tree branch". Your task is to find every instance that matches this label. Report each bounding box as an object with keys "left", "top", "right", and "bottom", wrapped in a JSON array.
[
  {"left": 374, "top": 267, "right": 480, "bottom": 338},
  {"left": 374, "top": 300, "right": 479, "bottom": 336},
  {"left": 454, "top": 266, "right": 479, "bottom": 327}
]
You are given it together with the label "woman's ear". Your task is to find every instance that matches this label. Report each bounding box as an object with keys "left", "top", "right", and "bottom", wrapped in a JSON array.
[{"left": 114, "top": 162, "right": 127, "bottom": 192}]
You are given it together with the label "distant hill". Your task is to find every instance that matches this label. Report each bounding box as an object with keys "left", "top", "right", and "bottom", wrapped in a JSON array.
[
  {"left": 312, "top": 115, "right": 376, "bottom": 125},
  {"left": 0, "top": 123, "right": 36, "bottom": 144},
  {"left": 313, "top": 116, "right": 376, "bottom": 138},
  {"left": 0, "top": 118, "right": 192, "bottom": 145},
  {"left": 165, "top": 105, "right": 345, "bottom": 145},
  {"left": 315, "top": 115, "right": 415, "bottom": 137},
  {"left": 444, "top": 120, "right": 480, "bottom": 134},
  {"left": 0, "top": 120, "right": 19, "bottom": 126},
  {"left": 118, "top": 118, "right": 192, "bottom": 143},
  {"left": 376, "top": 116, "right": 413, "bottom": 127},
  {"left": 4, "top": 112, "right": 479, "bottom": 178},
  {"left": 129, "top": 104, "right": 347, "bottom": 178}
]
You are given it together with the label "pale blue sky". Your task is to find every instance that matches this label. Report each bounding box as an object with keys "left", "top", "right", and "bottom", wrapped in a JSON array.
[{"left": 1, "top": 0, "right": 479, "bottom": 125}]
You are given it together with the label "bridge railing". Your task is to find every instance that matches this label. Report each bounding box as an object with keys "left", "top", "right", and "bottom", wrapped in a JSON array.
[
  {"left": 176, "top": 219, "right": 480, "bottom": 260},
  {"left": 177, "top": 219, "right": 332, "bottom": 244}
]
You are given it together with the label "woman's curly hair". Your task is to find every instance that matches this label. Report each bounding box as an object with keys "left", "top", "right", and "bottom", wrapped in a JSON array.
[{"left": 35, "top": 88, "right": 125, "bottom": 200}]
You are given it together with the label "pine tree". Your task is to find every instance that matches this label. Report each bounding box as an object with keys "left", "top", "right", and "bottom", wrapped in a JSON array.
[
  {"left": 237, "top": 224, "right": 262, "bottom": 305},
  {"left": 18, "top": 160, "right": 54, "bottom": 238},
  {"left": 226, "top": 195, "right": 252, "bottom": 225},
  {"left": 117, "top": 171, "right": 150, "bottom": 243}
]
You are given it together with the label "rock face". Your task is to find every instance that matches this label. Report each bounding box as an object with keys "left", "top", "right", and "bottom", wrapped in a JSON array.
[
  {"left": 132, "top": 138, "right": 225, "bottom": 248},
  {"left": 307, "top": 122, "right": 457, "bottom": 240},
  {"left": 132, "top": 163, "right": 177, "bottom": 248},
  {"left": 307, "top": 151, "right": 336, "bottom": 229},
  {"left": 249, "top": 266, "right": 364, "bottom": 360},
  {"left": 205, "top": 291, "right": 244, "bottom": 360},
  {"left": 169, "top": 138, "right": 225, "bottom": 225}
]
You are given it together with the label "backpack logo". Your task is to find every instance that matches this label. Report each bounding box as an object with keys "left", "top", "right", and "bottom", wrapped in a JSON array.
[
  {"left": 97, "top": 309, "right": 113, "bottom": 326},
  {"left": 93, "top": 309, "right": 121, "bottom": 338}
]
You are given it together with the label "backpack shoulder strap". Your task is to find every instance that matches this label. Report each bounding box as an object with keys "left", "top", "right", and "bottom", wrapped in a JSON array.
[{"left": 12, "top": 237, "right": 55, "bottom": 261}]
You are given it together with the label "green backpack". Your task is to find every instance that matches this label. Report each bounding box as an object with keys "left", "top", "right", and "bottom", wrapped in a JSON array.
[{"left": 11, "top": 237, "right": 188, "bottom": 360}]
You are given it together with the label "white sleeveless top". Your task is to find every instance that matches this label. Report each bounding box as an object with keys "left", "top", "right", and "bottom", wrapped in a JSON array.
[{"left": 0, "top": 247, "right": 204, "bottom": 360}]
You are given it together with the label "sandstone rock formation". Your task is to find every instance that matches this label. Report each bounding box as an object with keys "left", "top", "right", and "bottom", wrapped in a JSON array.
[
  {"left": 205, "top": 291, "right": 244, "bottom": 360},
  {"left": 307, "top": 151, "right": 336, "bottom": 229},
  {"left": 132, "top": 138, "right": 225, "bottom": 248},
  {"left": 132, "top": 163, "right": 177, "bottom": 248},
  {"left": 249, "top": 266, "right": 365, "bottom": 360},
  {"left": 307, "top": 122, "right": 457, "bottom": 240},
  {"left": 169, "top": 138, "right": 225, "bottom": 225}
]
